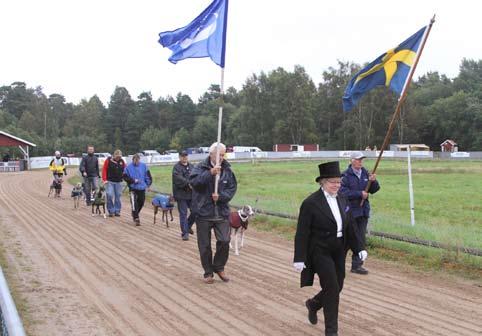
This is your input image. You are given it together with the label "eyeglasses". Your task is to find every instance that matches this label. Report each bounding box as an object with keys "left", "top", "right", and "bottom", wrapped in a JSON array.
[{"left": 326, "top": 180, "right": 342, "bottom": 184}]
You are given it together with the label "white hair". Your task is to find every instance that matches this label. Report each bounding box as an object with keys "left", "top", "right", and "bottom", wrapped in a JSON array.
[{"left": 209, "top": 142, "right": 226, "bottom": 153}]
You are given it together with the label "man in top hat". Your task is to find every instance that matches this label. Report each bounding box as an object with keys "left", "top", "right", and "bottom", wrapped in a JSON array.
[
  {"left": 340, "top": 151, "right": 380, "bottom": 275},
  {"left": 294, "top": 161, "right": 367, "bottom": 336}
]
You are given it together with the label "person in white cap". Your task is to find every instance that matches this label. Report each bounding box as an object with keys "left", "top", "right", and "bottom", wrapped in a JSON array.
[
  {"left": 340, "top": 151, "right": 380, "bottom": 275},
  {"left": 49, "top": 150, "right": 67, "bottom": 182}
]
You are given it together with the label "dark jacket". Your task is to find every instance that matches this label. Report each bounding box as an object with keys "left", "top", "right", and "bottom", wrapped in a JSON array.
[
  {"left": 294, "top": 189, "right": 363, "bottom": 287},
  {"left": 172, "top": 161, "right": 193, "bottom": 200},
  {"left": 102, "top": 157, "right": 126, "bottom": 183},
  {"left": 189, "top": 157, "right": 237, "bottom": 219},
  {"left": 123, "top": 162, "right": 152, "bottom": 191},
  {"left": 79, "top": 154, "right": 99, "bottom": 178},
  {"left": 340, "top": 165, "right": 380, "bottom": 218}
]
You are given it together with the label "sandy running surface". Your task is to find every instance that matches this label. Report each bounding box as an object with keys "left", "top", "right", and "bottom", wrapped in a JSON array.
[{"left": 0, "top": 170, "right": 480, "bottom": 336}]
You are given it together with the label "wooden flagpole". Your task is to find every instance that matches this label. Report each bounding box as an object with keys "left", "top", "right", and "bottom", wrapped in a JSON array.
[{"left": 362, "top": 15, "right": 436, "bottom": 203}]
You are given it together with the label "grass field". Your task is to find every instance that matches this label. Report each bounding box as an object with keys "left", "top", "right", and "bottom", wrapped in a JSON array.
[{"left": 149, "top": 159, "right": 482, "bottom": 250}]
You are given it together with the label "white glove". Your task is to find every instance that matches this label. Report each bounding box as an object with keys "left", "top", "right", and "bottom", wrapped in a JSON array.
[
  {"left": 293, "top": 262, "right": 306, "bottom": 272},
  {"left": 358, "top": 250, "right": 368, "bottom": 261}
]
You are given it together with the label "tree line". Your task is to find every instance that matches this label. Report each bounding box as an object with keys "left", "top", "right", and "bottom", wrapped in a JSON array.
[{"left": 0, "top": 58, "right": 481, "bottom": 157}]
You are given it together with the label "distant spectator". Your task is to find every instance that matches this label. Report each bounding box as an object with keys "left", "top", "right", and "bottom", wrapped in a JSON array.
[{"left": 2, "top": 153, "right": 10, "bottom": 162}]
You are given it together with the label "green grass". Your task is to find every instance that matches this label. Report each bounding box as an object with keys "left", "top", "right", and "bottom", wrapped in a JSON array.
[{"left": 150, "top": 159, "right": 482, "bottom": 250}]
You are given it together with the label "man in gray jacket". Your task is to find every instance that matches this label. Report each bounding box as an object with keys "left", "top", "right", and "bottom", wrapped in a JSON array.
[
  {"left": 172, "top": 150, "right": 194, "bottom": 240},
  {"left": 79, "top": 145, "right": 99, "bottom": 206}
]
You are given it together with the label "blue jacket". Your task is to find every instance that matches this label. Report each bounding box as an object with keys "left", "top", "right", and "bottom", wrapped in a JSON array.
[
  {"left": 189, "top": 157, "right": 237, "bottom": 219},
  {"left": 123, "top": 162, "right": 152, "bottom": 191},
  {"left": 340, "top": 164, "right": 380, "bottom": 218}
]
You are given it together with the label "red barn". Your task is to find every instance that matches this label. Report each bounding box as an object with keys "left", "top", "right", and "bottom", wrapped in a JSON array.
[
  {"left": 440, "top": 139, "right": 458, "bottom": 152},
  {"left": 273, "top": 144, "right": 319, "bottom": 152},
  {"left": 0, "top": 131, "right": 36, "bottom": 171}
]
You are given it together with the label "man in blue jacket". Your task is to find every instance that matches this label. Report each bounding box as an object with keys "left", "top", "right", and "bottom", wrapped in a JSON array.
[
  {"left": 123, "top": 154, "right": 152, "bottom": 226},
  {"left": 340, "top": 151, "right": 380, "bottom": 275},
  {"left": 189, "top": 142, "right": 237, "bottom": 284}
]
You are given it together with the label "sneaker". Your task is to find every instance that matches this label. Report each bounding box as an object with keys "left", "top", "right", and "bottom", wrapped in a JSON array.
[
  {"left": 351, "top": 266, "right": 369, "bottom": 275},
  {"left": 182, "top": 235, "right": 189, "bottom": 241},
  {"left": 203, "top": 276, "right": 214, "bottom": 284}
]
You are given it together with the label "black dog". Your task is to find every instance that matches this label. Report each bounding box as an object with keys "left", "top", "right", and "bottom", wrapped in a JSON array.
[
  {"left": 48, "top": 178, "right": 63, "bottom": 198},
  {"left": 91, "top": 185, "right": 106, "bottom": 219}
]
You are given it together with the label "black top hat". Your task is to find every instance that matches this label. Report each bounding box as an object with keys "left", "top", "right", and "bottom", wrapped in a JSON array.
[{"left": 315, "top": 161, "right": 341, "bottom": 182}]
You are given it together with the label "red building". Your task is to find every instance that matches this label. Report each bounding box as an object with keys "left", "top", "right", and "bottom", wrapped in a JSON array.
[
  {"left": 440, "top": 139, "right": 458, "bottom": 152},
  {"left": 0, "top": 130, "right": 36, "bottom": 171},
  {"left": 273, "top": 144, "right": 319, "bottom": 152}
]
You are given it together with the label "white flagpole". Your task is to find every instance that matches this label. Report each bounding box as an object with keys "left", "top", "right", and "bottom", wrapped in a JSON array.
[
  {"left": 214, "top": 67, "right": 225, "bottom": 197},
  {"left": 407, "top": 145, "right": 415, "bottom": 226}
]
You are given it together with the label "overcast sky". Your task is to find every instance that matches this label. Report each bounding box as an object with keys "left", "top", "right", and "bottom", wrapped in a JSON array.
[{"left": 2, "top": 0, "right": 480, "bottom": 104}]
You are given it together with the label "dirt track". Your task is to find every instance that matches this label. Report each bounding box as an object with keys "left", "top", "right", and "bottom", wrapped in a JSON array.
[{"left": 0, "top": 170, "right": 481, "bottom": 336}]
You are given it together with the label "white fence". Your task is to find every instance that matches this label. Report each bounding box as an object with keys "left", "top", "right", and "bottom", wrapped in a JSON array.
[{"left": 26, "top": 151, "right": 482, "bottom": 170}]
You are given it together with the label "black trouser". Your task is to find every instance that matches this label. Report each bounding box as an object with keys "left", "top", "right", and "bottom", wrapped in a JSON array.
[
  {"left": 129, "top": 189, "right": 146, "bottom": 219},
  {"left": 196, "top": 217, "right": 230, "bottom": 278},
  {"left": 350, "top": 216, "right": 368, "bottom": 269},
  {"left": 310, "top": 238, "right": 346, "bottom": 335}
]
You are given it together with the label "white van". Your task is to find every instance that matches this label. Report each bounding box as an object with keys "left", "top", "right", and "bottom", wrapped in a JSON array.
[{"left": 232, "top": 146, "right": 262, "bottom": 152}]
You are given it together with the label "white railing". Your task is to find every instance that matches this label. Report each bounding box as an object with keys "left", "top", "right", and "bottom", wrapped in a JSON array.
[{"left": 0, "top": 267, "right": 26, "bottom": 336}]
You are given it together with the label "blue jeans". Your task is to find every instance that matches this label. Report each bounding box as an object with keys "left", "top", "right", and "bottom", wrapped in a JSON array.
[
  {"left": 106, "top": 181, "right": 123, "bottom": 214},
  {"left": 177, "top": 199, "right": 192, "bottom": 236}
]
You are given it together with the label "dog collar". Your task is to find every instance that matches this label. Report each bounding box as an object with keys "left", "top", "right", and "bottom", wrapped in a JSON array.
[{"left": 237, "top": 210, "right": 249, "bottom": 222}]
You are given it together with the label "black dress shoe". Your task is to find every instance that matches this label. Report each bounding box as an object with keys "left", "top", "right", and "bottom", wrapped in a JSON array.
[
  {"left": 351, "top": 266, "right": 369, "bottom": 275},
  {"left": 305, "top": 299, "right": 318, "bottom": 325},
  {"left": 325, "top": 332, "right": 338, "bottom": 336},
  {"left": 189, "top": 228, "right": 194, "bottom": 234}
]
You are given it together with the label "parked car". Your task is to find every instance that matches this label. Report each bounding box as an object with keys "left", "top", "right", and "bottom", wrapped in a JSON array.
[
  {"left": 141, "top": 150, "right": 161, "bottom": 156},
  {"left": 162, "top": 150, "right": 178, "bottom": 155},
  {"left": 199, "top": 147, "right": 210, "bottom": 153},
  {"left": 184, "top": 147, "right": 203, "bottom": 154},
  {"left": 82, "top": 152, "right": 111, "bottom": 158}
]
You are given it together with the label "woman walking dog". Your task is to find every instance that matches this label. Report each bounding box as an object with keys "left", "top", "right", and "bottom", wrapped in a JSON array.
[{"left": 293, "top": 161, "right": 367, "bottom": 336}]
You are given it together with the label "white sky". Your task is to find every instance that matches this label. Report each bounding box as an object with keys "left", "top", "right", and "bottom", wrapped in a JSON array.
[{"left": 1, "top": 0, "right": 480, "bottom": 104}]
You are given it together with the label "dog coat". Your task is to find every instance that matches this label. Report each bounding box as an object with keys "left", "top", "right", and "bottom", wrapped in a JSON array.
[
  {"left": 71, "top": 187, "right": 82, "bottom": 197},
  {"left": 93, "top": 190, "right": 105, "bottom": 205},
  {"left": 230, "top": 211, "right": 249, "bottom": 230},
  {"left": 152, "top": 194, "right": 174, "bottom": 209}
]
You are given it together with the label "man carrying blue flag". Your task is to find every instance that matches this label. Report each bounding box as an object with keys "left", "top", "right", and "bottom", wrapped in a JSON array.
[
  {"left": 158, "top": 0, "right": 228, "bottom": 67},
  {"left": 342, "top": 26, "right": 427, "bottom": 112}
]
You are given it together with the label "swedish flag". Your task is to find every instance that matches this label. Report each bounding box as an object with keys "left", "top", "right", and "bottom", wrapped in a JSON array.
[{"left": 343, "top": 26, "right": 427, "bottom": 112}]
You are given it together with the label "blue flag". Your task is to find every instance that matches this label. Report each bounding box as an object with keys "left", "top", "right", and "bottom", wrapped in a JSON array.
[
  {"left": 158, "top": 0, "right": 228, "bottom": 67},
  {"left": 342, "top": 26, "right": 427, "bottom": 112}
]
